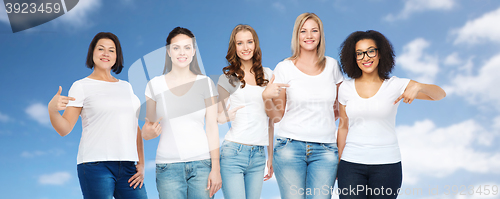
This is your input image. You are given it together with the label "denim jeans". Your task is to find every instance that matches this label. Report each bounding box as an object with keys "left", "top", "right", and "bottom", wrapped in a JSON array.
[
  {"left": 273, "top": 136, "right": 339, "bottom": 199},
  {"left": 77, "top": 161, "right": 147, "bottom": 199},
  {"left": 337, "top": 160, "right": 402, "bottom": 199},
  {"left": 156, "top": 159, "right": 213, "bottom": 199},
  {"left": 220, "top": 140, "right": 266, "bottom": 199}
]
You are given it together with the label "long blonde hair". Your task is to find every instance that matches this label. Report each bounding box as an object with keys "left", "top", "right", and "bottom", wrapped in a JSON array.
[{"left": 290, "top": 12, "right": 326, "bottom": 69}]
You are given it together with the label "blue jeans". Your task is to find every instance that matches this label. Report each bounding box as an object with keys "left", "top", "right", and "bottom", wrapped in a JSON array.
[
  {"left": 77, "top": 161, "right": 147, "bottom": 199},
  {"left": 156, "top": 159, "right": 213, "bottom": 199},
  {"left": 337, "top": 160, "right": 402, "bottom": 199},
  {"left": 220, "top": 140, "right": 266, "bottom": 199},
  {"left": 273, "top": 136, "right": 339, "bottom": 199}
]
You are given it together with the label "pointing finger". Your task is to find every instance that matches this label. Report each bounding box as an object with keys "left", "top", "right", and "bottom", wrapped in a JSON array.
[
  {"left": 155, "top": 117, "right": 163, "bottom": 124},
  {"left": 276, "top": 83, "right": 290, "bottom": 88},
  {"left": 394, "top": 95, "right": 403, "bottom": 104},
  {"left": 269, "top": 75, "right": 275, "bottom": 84},
  {"left": 232, "top": 106, "right": 245, "bottom": 111}
]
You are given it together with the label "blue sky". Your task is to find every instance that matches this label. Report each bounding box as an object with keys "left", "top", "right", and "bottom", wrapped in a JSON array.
[{"left": 1, "top": 0, "right": 500, "bottom": 198}]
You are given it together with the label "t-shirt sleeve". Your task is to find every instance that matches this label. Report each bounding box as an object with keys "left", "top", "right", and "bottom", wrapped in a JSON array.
[
  {"left": 145, "top": 79, "right": 156, "bottom": 101},
  {"left": 205, "top": 76, "right": 218, "bottom": 99},
  {"left": 338, "top": 81, "right": 348, "bottom": 106},
  {"left": 217, "top": 74, "right": 238, "bottom": 94},
  {"left": 332, "top": 59, "right": 345, "bottom": 84},
  {"left": 66, "top": 81, "right": 84, "bottom": 107},
  {"left": 394, "top": 77, "right": 411, "bottom": 95},
  {"left": 273, "top": 61, "right": 287, "bottom": 84}
]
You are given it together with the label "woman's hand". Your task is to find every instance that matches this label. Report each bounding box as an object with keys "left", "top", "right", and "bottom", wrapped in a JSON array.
[
  {"left": 395, "top": 82, "right": 422, "bottom": 104},
  {"left": 220, "top": 104, "right": 244, "bottom": 123},
  {"left": 207, "top": 170, "right": 222, "bottom": 197},
  {"left": 262, "top": 75, "right": 289, "bottom": 100},
  {"left": 48, "top": 86, "right": 75, "bottom": 113},
  {"left": 128, "top": 162, "right": 145, "bottom": 189},
  {"left": 264, "top": 159, "right": 274, "bottom": 181},
  {"left": 142, "top": 117, "right": 162, "bottom": 140}
]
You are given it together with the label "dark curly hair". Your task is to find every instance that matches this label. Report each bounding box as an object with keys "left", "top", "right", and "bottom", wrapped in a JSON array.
[
  {"left": 86, "top": 32, "right": 124, "bottom": 74},
  {"left": 223, "top": 24, "right": 268, "bottom": 88},
  {"left": 339, "top": 30, "right": 395, "bottom": 79},
  {"left": 163, "top": 27, "right": 202, "bottom": 75}
]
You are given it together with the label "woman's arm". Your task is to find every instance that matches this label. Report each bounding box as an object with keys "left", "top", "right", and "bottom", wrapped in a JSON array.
[
  {"left": 263, "top": 75, "right": 289, "bottom": 123},
  {"left": 205, "top": 96, "right": 222, "bottom": 197},
  {"left": 334, "top": 82, "right": 342, "bottom": 121},
  {"left": 142, "top": 96, "right": 162, "bottom": 140},
  {"left": 128, "top": 126, "right": 145, "bottom": 189},
  {"left": 394, "top": 80, "right": 447, "bottom": 104},
  {"left": 48, "top": 86, "right": 81, "bottom": 137},
  {"left": 337, "top": 104, "right": 349, "bottom": 161},
  {"left": 264, "top": 118, "right": 274, "bottom": 181}
]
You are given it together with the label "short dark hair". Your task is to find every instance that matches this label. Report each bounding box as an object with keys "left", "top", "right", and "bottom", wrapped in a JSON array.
[
  {"left": 339, "top": 30, "right": 395, "bottom": 79},
  {"left": 86, "top": 32, "right": 124, "bottom": 74},
  {"left": 163, "top": 27, "right": 202, "bottom": 75}
]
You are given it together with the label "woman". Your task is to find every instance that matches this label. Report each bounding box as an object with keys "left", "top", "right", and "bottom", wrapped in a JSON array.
[
  {"left": 141, "top": 27, "right": 221, "bottom": 199},
  {"left": 217, "top": 24, "right": 274, "bottom": 199},
  {"left": 47, "top": 32, "right": 147, "bottom": 199},
  {"left": 262, "top": 13, "right": 344, "bottom": 199},
  {"left": 337, "top": 30, "right": 446, "bottom": 199}
]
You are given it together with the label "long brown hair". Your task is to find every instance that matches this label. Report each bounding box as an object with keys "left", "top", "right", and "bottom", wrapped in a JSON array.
[{"left": 223, "top": 24, "right": 268, "bottom": 88}]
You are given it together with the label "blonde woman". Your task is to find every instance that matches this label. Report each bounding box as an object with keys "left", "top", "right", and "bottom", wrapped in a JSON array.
[
  {"left": 217, "top": 24, "right": 274, "bottom": 199},
  {"left": 263, "top": 13, "right": 344, "bottom": 199}
]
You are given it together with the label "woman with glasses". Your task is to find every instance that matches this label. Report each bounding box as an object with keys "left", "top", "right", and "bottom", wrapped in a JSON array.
[
  {"left": 337, "top": 30, "right": 446, "bottom": 199},
  {"left": 262, "top": 13, "right": 344, "bottom": 199}
]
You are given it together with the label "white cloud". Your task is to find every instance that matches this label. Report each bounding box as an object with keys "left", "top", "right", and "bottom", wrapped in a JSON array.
[
  {"left": 453, "top": 7, "right": 500, "bottom": 45},
  {"left": 0, "top": 111, "right": 11, "bottom": 123},
  {"left": 57, "top": 0, "right": 101, "bottom": 28},
  {"left": 384, "top": 0, "right": 455, "bottom": 21},
  {"left": 21, "top": 149, "right": 65, "bottom": 158},
  {"left": 397, "top": 119, "right": 500, "bottom": 185},
  {"left": 38, "top": 171, "right": 71, "bottom": 185},
  {"left": 444, "top": 53, "right": 500, "bottom": 110},
  {"left": 272, "top": 2, "right": 286, "bottom": 13},
  {"left": 25, "top": 102, "right": 50, "bottom": 125},
  {"left": 397, "top": 38, "right": 439, "bottom": 83}
]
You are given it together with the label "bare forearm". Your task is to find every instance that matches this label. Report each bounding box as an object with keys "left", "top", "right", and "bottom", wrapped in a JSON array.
[
  {"left": 419, "top": 83, "right": 446, "bottom": 101},
  {"left": 136, "top": 127, "right": 145, "bottom": 165},
  {"left": 263, "top": 98, "right": 285, "bottom": 123},
  {"left": 49, "top": 110, "right": 72, "bottom": 137}
]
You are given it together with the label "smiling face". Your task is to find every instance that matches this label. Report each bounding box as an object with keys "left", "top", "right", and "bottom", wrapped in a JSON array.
[
  {"left": 92, "top": 38, "right": 116, "bottom": 70},
  {"left": 235, "top": 30, "right": 255, "bottom": 61},
  {"left": 299, "top": 19, "right": 320, "bottom": 52},
  {"left": 168, "top": 34, "right": 195, "bottom": 68},
  {"left": 356, "top": 39, "right": 380, "bottom": 75}
]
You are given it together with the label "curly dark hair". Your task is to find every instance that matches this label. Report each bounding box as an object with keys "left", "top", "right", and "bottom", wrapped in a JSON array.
[
  {"left": 223, "top": 24, "right": 268, "bottom": 88},
  {"left": 339, "top": 30, "right": 395, "bottom": 79}
]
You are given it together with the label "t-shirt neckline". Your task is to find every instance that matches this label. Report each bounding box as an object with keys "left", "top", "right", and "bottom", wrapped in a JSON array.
[{"left": 353, "top": 78, "right": 387, "bottom": 100}]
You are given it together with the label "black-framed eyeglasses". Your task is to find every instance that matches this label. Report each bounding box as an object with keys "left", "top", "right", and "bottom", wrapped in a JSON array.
[{"left": 356, "top": 48, "right": 378, "bottom": 60}]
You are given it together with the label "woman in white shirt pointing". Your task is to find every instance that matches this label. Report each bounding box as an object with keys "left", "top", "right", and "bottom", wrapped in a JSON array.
[
  {"left": 48, "top": 32, "right": 147, "bottom": 199},
  {"left": 263, "top": 13, "right": 344, "bottom": 199},
  {"left": 217, "top": 24, "right": 274, "bottom": 199},
  {"left": 337, "top": 30, "right": 446, "bottom": 199}
]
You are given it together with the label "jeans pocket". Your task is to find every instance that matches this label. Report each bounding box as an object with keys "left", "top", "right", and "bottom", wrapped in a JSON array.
[
  {"left": 84, "top": 161, "right": 100, "bottom": 166},
  {"left": 273, "top": 137, "right": 289, "bottom": 153},
  {"left": 156, "top": 163, "right": 170, "bottom": 173},
  {"left": 221, "top": 145, "right": 238, "bottom": 158},
  {"left": 321, "top": 143, "right": 339, "bottom": 154},
  {"left": 201, "top": 159, "right": 212, "bottom": 168}
]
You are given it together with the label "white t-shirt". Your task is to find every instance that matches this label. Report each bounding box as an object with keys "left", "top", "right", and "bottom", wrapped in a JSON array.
[
  {"left": 145, "top": 75, "right": 217, "bottom": 164},
  {"left": 218, "top": 67, "right": 273, "bottom": 146},
  {"left": 273, "top": 56, "right": 344, "bottom": 143},
  {"left": 338, "top": 76, "right": 410, "bottom": 164},
  {"left": 67, "top": 78, "right": 141, "bottom": 164}
]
